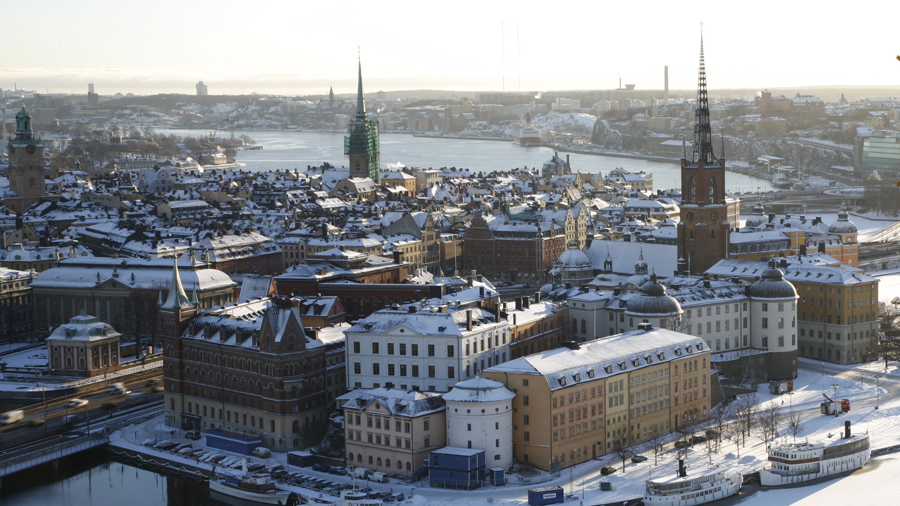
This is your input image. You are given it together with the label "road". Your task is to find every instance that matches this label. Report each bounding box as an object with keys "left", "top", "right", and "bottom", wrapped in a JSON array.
[{"left": 0, "top": 377, "right": 162, "bottom": 449}]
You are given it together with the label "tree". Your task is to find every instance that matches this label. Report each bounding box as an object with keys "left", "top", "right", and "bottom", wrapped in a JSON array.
[
  {"left": 649, "top": 428, "right": 667, "bottom": 465},
  {"left": 732, "top": 393, "right": 759, "bottom": 448},
  {"left": 707, "top": 404, "right": 729, "bottom": 453},
  {"left": 612, "top": 435, "right": 634, "bottom": 474},
  {"left": 786, "top": 409, "right": 804, "bottom": 442},
  {"left": 757, "top": 401, "right": 782, "bottom": 445}
]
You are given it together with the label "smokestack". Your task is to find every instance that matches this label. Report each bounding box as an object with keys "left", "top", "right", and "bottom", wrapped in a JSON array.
[
  {"left": 466, "top": 309, "right": 473, "bottom": 331},
  {"left": 664, "top": 66, "right": 669, "bottom": 106},
  {"left": 844, "top": 421, "right": 851, "bottom": 439},
  {"left": 480, "top": 286, "right": 485, "bottom": 298},
  {"left": 678, "top": 458, "right": 686, "bottom": 478}
]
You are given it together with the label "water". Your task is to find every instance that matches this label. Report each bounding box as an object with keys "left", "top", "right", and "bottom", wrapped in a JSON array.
[
  {"left": 0, "top": 449, "right": 216, "bottom": 506},
  {"left": 155, "top": 129, "right": 769, "bottom": 193}
]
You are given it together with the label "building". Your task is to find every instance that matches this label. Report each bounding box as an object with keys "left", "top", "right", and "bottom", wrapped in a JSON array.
[
  {"left": 162, "top": 293, "right": 329, "bottom": 452},
  {"left": 344, "top": 302, "right": 510, "bottom": 393},
  {"left": 340, "top": 387, "right": 445, "bottom": 477},
  {"left": 465, "top": 213, "right": 566, "bottom": 285},
  {"left": 443, "top": 376, "right": 515, "bottom": 470},
  {"left": 677, "top": 40, "right": 730, "bottom": 275},
  {"left": 6, "top": 106, "right": 51, "bottom": 214},
  {"left": 0, "top": 266, "right": 35, "bottom": 343},
  {"left": 196, "top": 81, "right": 208, "bottom": 96},
  {"left": 46, "top": 312, "right": 122, "bottom": 377},
  {"left": 484, "top": 327, "right": 711, "bottom": 471},
  {"left": 854, "top": 130, "right": 900, "bottom": 179},
  {"left": 31, "top": 256, "right": 235, "bottom": 340},
  {"left": 345, "top": 61, "right": 381, "bottom": 183}
]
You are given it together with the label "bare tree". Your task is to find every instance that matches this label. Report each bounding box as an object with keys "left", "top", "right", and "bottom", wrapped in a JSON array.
[
  {"left": 612, "top": 433, "right": 634, "bottom": 474},
  {"left": 732, "top": 393, "right": 759, "bottom": 448},
  {"left": 649, "top": 429, "right": 667, "bottom": 466},
  {"left": 757, "top": 401, "right": 782, "bottom": 445},
  {"left": 707, "top": 405, "right": 729, "bottom": 453},
  {"left": 786, "top": 409, "right": 804, "bottom": 442}
]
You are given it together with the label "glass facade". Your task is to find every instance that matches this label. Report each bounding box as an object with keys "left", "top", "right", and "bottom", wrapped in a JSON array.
[{"left": 855, "top": 131, "right": 900, "bottom": 177}]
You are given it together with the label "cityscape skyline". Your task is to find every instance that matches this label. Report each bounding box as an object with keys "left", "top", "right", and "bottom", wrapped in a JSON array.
[{"left": 2, "top": 0, "right": 898, "bottom": 96}]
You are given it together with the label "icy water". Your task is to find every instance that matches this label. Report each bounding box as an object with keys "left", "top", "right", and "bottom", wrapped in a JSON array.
[
  {"left": 0, "top": 449, "right": 219, "bottom": 506},
  {"left": 157, "top": 129, "right": 770, "bottom": 193}
]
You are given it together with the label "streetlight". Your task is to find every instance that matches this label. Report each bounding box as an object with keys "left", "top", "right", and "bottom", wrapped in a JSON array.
[
  {"left": 831, "top": 383, "right": 839, "bottom": 398},
  {"left": 875, "top": 376, "right": 881, "bottom": 410}
]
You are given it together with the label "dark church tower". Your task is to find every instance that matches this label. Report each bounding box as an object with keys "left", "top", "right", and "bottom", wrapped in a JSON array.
[
  {"left": 344, "top": 59, "right": 381, "bottom": 183},
  {"left": 677, "top": 34, "right": 729, "bottom": 275},
  {"left": 7, "top": 106, "right": 48, "bottom": 214}
]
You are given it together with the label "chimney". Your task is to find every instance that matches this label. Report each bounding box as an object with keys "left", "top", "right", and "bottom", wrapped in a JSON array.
[
  {"left": 393, "top": 250, "right": 402, "bottom": 264},
  {"left": 613, "top": 287, "right": 621, "bottom": 296},
  {"left": 562, "top": 340, "right": 581, "bottom": 350},
  {"left": 664, "top": 65, "right": 669, "bottom": 105},
  {"left": 523, "top": 296, "right": 530, "bottom": 309},
  {"left": 818, "top": 242, "right": 826, "bottom": 253},
  {"left": 678, "top": 458, "right": 686, "bottom": 478},
  {"left": 844, "top": 421, "right": 851, "bottom": 439},
  {"left": 466, "top": 309, "right": 473, "bottom": 331},
  {"left": 799, "top": 244, "right": 807, "bottom": 257},
  {"left": 480, "top": 286, "right": 485, "bottom": 298},
  {"left": 768, "top": 213, "right": 776, "bottom": 223},
  {"left": 515, "top": 298, "right": 522, "bottom": 311},
  {"left": 637, "top": 322, "right": 653, "bottom": 332},
  {"left": 534, "top": 292, "right": 541, "bottom": 303},
  {"left": 467, "top": 275, "right": 474, "bottom": 287}
]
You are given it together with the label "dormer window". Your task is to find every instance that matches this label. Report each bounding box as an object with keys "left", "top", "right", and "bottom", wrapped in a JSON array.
[{"left": 558, "top": 376, "right": 567, "bottom": 386}]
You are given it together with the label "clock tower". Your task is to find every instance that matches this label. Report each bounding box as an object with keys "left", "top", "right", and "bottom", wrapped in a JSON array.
[
  {"left": 677, "top": 35, "right": 730, "bottom": 275},
  {"left": 7, "top": 106, "right": 48, "bottom": 213}
]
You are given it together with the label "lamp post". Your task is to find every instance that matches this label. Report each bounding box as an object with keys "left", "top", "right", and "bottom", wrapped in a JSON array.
[
  {"left": 875, "top": 376, "right": 881, "bottom": 410},
  {"left": 831, "top": 383, "right": 839, "bottom": 398}
]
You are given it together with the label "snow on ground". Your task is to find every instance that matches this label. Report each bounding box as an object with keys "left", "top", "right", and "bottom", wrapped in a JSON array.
[
  {"left": 873, "top": 270, "right": 900, "bottom": 300},
  {"left": 107, "top": 358, "right": 900, "bottom": 506}
]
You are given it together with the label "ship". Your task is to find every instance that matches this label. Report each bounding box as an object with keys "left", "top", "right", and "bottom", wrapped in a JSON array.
[
  {"left": 644, "top": 459, "right": 742, "bottom": 506},
  {"left": 208, "top": 458, "right": 293, "bottom": 505},
  {"left": 510, "top": 122, "right": 542, "bottom": 146},
  {"left": 759, "top": 421, "right": 870, "bottom": 487}
]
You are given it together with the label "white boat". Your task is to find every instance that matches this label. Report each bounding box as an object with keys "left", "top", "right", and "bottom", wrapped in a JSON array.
[
  {"left": 759, "top": 422, "right": 870, "bottom": 487},
  {"left": 511, "top": 122, "right": 542, "bottom": 146},
  {"left": 208, "top": 458, "right": 292, "bottom": 505},
  {"left": 644, "top": 459, "right": 742, "bottom": 506}
]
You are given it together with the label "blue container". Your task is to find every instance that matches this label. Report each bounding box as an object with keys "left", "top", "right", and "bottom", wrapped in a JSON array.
[
  {"left": 528, "top": 486, "right": 564, "bottom": 506},
  {"left": 288, "top": 451, "right": 315, "bottom": 468}
]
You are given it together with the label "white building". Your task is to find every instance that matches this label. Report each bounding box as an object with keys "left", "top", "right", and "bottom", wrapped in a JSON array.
[
  {"left": 345, "top": 302, "right": 510, "bottom": 393},
  {"left": 443, "top": 376, "right": 515, "bottom": 469}
]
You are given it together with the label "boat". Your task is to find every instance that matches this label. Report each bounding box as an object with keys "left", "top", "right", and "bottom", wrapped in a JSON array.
[
  {"left": 759, "top": 421, "right": 870, "bottom": 487},
  {"left": 644, "top": 459, "right": 742, "bottom": 506},
  {"left": 510, "top": 122, "right": 542, "bottom": 146},
  {"left": 208, "top": 458, "right": 292, "bottom": 505}
]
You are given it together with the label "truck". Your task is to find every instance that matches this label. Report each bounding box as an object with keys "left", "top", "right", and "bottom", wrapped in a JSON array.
[
  {"left": 352, "top": 467, "right": 372, "bottom": 479},
  {"left": 820, "top": 394, "right": 850, "bottom": 415},
  {"left": 369, "top": 471, "right": 388, "bottom": 483},
  {"left": 768, "top": 380, "right": 794, "bottom": 394}
]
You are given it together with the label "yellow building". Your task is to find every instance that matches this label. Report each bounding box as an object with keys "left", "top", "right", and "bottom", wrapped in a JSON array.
[{"left": 484, "top": 326, "right": 710, "bottom": 471}]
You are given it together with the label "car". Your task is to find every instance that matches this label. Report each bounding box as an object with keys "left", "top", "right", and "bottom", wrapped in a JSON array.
[
  {"left": 155, "top": 441, "right": 179, "bottom": 451},
  {"left": 101, "top": 402, "right": 118, "bottom": 411},
  {"left": 184, "top": 430, "right": 201, "bottom": 440},
  {"left": 691, "top": 435, "right": 708, "bottom": 445},
  {"left": 28, "top": 417, "right": 45, "bottom": 427},
  {"left": 65, "top": 399, "right": 89, "bottom": 409},
  {"left": 313, "top": 463, "right": 329, "bottom": 473},
  {"left": 248, "top": 463, "right": 266, "bottom": 473},
  {"left": 600, "top": 466, "right": 617, "bottom": 475},
  {"left": 631, "top": 455, "right": 648, "bottom": 463},
  {"left": 674, "top": 440, "right": 691, "bottom": 449},
  {"left": 151, "top": 386, "right": 165, "bottom": 394}
]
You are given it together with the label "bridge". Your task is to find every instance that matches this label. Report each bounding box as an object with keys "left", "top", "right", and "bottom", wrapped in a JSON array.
[{"left": 0, "top": 402, "right": 162, "bottom": 482}]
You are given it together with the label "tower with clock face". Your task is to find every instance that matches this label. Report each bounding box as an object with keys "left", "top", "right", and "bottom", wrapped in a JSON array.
[
  {"left": 677, "top": 37, "right": 730, "bottom": 275},
  {"left": 7, "top": 106, "right": 48, "bottom": 213}
]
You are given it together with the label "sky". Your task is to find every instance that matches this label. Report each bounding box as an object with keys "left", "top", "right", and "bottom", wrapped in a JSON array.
[{"left": 2, "top": 0, "right": 899, "bottom": 97}]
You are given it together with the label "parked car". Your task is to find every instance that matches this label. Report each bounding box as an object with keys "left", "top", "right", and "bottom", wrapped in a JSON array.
[
  {"left": 312, "top": 463, "right": 329, "bottom": 473},
  {"left": 691, "top": 435, "right": 708, "bottom": 445},
  {"left": 600, "top": 466, "right": 617, "bottom": 475},
  {"left": 184, "top": 430, "right": 201, "bottom": 440},
  {"left": 631, "top": 455, "right": 648, "bottom": 463},
  {"left": 674, "top": 440, "right": 691, "bottom": 449}
]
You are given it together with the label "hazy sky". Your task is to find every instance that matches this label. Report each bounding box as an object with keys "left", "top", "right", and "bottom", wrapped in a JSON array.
[{"left": 2, "top": 0, "right": 898, "bottom": 97}]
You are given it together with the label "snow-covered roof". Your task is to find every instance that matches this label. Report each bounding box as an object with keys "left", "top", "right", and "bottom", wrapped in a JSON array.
[{"left": 338, "top": 387, "right": 446, "bottom": 417}]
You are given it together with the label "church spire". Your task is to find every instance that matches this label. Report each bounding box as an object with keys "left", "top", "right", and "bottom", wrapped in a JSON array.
[
  {"left": 356, "top": 56, "right": 366, "bottom": 117},
  {"left": 691, "top": 28, "right": 717, "bottom": 165},
  {"left": 161, "top": 255, "right": 192, "bottom": 310}
]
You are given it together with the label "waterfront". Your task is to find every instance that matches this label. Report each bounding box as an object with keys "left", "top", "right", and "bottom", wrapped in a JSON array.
[
  {"left": 0, "top": 449, "right": 216, "bottom": 506},
  {"left": 157, "top": 129, "right": 771, "bottom": 193}
]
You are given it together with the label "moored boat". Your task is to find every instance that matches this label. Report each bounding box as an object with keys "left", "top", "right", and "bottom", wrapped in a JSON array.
[
  {"left": 208, "top": 458, "right": 292, "bottom": 505},
  {"left": 644, "top": 459, "right": 742, "bottom": 506},
  {"left": 759, "top": 421, "right": 869, "bottom": 487}
]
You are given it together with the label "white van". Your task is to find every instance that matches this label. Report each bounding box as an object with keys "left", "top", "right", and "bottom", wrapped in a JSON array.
[
  {"left": 370, "top": 471, "right": 388, "bottom": 483},
  {"left": 251, "top": 447, "right": 271, "bottom": 458},
  {"left": 0, "top": 410, "right": 24, "bottom": 425}
]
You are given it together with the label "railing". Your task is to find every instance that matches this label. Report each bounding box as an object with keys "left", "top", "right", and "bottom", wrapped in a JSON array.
[{"left": 0, "top": 433, "right": 109, "bottom": 477}]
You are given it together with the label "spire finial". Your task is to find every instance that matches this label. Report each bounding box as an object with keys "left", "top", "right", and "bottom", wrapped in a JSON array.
[
  {"left": 692, "top": 25, "right": 716, "bottom": 165},
  {"left": 356, "top": 50, "right": 366, "bottom": 117}
]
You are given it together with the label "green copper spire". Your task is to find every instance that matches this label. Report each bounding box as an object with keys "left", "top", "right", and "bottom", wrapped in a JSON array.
[{"left": 356, "top": 58, "right": 366, "bottom": 117}]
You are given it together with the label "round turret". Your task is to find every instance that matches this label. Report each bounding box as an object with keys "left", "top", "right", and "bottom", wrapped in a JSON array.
[
  {"left": 626, "top": 273, "right": 682, "bottom": 317},
  {"left": 828, "top": 205, "right": 858, "bottom": 234},
  {"left": 444, "top": 376, "right": 515, "bottom": 470},
  {"left": 748, "top": 261, "right": 798, "bottom": 299}
]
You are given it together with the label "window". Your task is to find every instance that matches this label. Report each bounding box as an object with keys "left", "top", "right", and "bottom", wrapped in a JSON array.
[
  {"left": 447, "top": 345, "right": 454, "bottom": 358},
  {"left": 524, "top": 415, "right": 530, "bottom": 425},
  {"left": 411, "top": 344, "right": 419, "bottom": 356},
  {"left": 400, "top": 364, "right": 407, "bottom": 376},
  {"left": 388, "top": 364, "right": 395, "bottom": 376},
  {"left": 354, "top": 362, "right": 361, "bottom": 374},
  {"left": 523, "top": 395, "right": 529, "bottom": 406},
  {"left": 387, "top": 343, "right": 395, "bottom": 355},
  {"left": 412, "top": 365, "right": 419, "bottom": 377},
  {"left": 762, "top": 318, "right": 768, "bottom": 329},
  {"left": 428, "top": 344, "right": 435, "bottom": 357},
  {"left": 428, "top": 366, "right": 436, "bottom": 378},
  {"left": 372, "top": 342, "right": 380, "bottom": 354},
  {"left": 373, "top": 363, "right": 380, "bottom": 374},
  {"left": 353, "top": 342, "right": 360, "bottom": 353},
  {"left": 448, "top": 366, "right": 455, "bottom": 378},
  {"left": 424, "top": 420, "right": 430, "bottom": 430},
  {"left": 400, "top": 343, "right": 406, "bottom": 355}
]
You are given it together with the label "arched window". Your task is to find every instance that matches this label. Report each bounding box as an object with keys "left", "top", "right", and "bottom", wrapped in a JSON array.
[
  {"left": 385, "top": 459, "right": 391, "bottom": 468},
  {"left": 377, "top": 458, "right": 382, "bottom": 467},
  {"left": 581, "top": 320, "right": 586, "bottom": 334},
  {"left": 292, "top": 420, "right": 300, "bottom": 433},
  {"left": 571, "top": 319, "right": 577, "bottom": 332},
  {"left": 406, "top": 462, "right": 411, "bottom": 471},
  {"left": 708, "top": 177, "right": 717, "bottom": 204},
  {"left": 687, "top": 177, "right": 696, "bottom": 204},
  {"left": 368, "top": 456, "right": 374, "bottom": 464}
]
